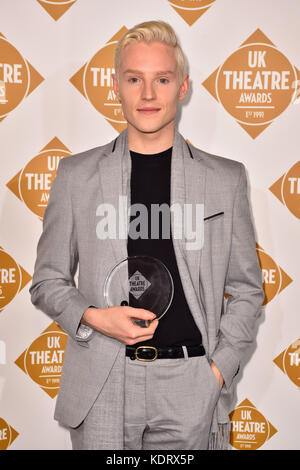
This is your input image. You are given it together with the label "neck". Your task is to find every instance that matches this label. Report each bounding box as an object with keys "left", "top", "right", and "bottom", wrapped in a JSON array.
[{"left": 127, "top": 122, "right": 175, "bottom": 154}]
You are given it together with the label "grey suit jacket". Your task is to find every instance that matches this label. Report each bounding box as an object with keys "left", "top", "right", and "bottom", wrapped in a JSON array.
[{"left": 30, "top": 128, "right": 264, "bottom": 448}]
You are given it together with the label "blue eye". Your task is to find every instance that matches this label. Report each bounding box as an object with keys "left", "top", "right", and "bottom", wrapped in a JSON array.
[
  {"left": 159, "top": 78, "right": 169, "bottom": 84},
  {"left": 129, "top": 77, "right": 139, "bottom": 83}
]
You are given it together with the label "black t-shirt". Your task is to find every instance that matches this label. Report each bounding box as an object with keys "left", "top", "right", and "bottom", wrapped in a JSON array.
[{"left": 127, "top": 146, "right": 202, "bottom": 347}]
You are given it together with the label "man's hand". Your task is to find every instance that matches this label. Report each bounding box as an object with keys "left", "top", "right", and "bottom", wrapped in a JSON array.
[
  {"left": 211, "top": 361, "right": 224, "bottom": 390},
  {"left": 81, "top": 306, "right": 158, "bottom": 345}
]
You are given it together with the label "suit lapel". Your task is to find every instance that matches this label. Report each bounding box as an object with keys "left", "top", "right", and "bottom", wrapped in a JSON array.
[
  {"left": 183, "top": 143, "right": 206, "bottom": 303},
  {"left": 171, "top": 130, "right": 209, "bottom": 349},
  {"left": 98, "top": 130, "right": 131, "bottom": 268}
]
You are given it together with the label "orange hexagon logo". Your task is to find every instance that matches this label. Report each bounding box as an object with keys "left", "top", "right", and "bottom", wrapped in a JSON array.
[
  {"left": 269, "top": 161, "right": 300, "bottom": 219},
  {"left": 0, "top": 33, "right": 44, "bottom": 122},
  {"left": 202, "top": 29, "right": 300, "bottom": 138},
  {"left": 230, "top": 399, "right": 277, "bottom": 450},
  {"left": 168, "top": 0, "right": 216, "bottom": 26},
  {"left": 70, "top": 27, "right": 128, "bottom": 133},
  {"left": 6, "top": 137, "right": 71, "bottom": 220},
  {"left": 256, "top": 244, "right": 292, "bottom": 306},
  {"left": 37, "top": 0, "right": 77, "bottom": 21},
  {"left": 0, "top": 418, "right": 19, "bottom": 450},
  {"left": 15, "top": 322, "right": 67, "bottom": 398},
  {"left": 274, "top": 338, "right": 300, "bottom": 389},
  {"left": 0, "top": 247, "right": 31, "bottom": 313}
]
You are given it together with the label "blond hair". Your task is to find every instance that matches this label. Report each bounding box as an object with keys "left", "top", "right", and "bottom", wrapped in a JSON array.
[{"left": 114, "top": 20, "right": 188, "bottom": 82}]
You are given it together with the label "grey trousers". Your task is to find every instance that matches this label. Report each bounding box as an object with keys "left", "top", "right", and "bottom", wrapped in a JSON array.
[{"left": 70, "top": 347, "right": 221, "bottom": 450}]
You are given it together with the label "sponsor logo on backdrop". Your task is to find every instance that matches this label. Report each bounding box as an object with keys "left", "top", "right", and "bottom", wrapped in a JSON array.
[
  {"left": 0, "top": 33, "right": 44, "bottom": 122},
  {"left": 0, "top": 247, "right": 31, "bottom": 313},
  {"left": 256, "top": 244, "right": 292, "bottom": 306},
  {"left": 6, "top": 137, "right": 71, "bottom": 220},
  {"left": 37, "top": 0, "right": 77, "bottom": 21},
  {"left": 274, "top": 338, "right": 300, "bottom": 389},
  {"left": 0, "top": 418, "right": 19, "bottom": 450},
  {"left": 70, "top": 27, "right": 128, "bottom": 133},
  {"left": 229, "top": 399, "right": 277, "bottom": 450},
  {"left": 269, "top": 161, "right": 300, "bottom": 219},
  {"left": 167, "top": 0, "right": 216, "bottom": 26},
  {"left": 202, "top": 29, "right": 300, "bottom": 138},
  {"left": 15, "top": 322, "right": 67, "bottom": 398}
]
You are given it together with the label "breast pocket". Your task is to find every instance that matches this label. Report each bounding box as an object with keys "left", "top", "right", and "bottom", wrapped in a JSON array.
[{"left": 204, "top": 211, "right": 224, "bottom": 222}]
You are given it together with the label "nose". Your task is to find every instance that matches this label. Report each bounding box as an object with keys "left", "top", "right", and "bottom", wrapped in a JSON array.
[{"left": 141, "top": 80, "right": 156, "bottom": 101}]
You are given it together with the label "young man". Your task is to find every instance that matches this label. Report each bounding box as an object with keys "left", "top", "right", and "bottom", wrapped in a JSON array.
[{"left": 30, "top": 21, "right": 264, "bottom": 450}]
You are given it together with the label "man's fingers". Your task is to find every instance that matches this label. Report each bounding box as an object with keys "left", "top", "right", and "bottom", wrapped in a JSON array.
[
  {"left": 130, "top": 318, "right": 158, "bottom": 333},
  {"left": 126, "top": 318, "right": 158, "bottom": 342},
  {"left": 126, "top": 307, "right": 157, "bottom": 321}
]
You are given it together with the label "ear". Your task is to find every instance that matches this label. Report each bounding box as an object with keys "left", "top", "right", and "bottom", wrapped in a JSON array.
[
  {"left": 112, "top": 73, "right": 121, "bottom": 101},
  {"left": 178, "top": 74, "right": 189, "bottom": 101}
]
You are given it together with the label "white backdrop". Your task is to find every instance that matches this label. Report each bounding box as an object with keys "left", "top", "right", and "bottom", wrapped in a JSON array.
[{"left": 0, "top": 0, "right": 299, "bottom": 450}]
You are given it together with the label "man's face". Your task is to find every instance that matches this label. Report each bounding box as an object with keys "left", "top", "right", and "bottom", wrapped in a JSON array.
[{"left": 113, "top": 40, "right": 189, "bottom": 136}]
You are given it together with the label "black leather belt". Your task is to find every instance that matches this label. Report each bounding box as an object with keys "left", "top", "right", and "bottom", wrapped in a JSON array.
[{"left": 126, "top": 344, "right": 206, "bottom": 362}]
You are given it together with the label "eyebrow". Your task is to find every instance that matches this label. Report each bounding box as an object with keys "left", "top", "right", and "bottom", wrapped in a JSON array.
[{"left": 123, "top": 69, "right": 175, "bottom": 75}]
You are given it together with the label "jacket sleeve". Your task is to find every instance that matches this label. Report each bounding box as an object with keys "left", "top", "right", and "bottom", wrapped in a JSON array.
[
  {"left": 29, "top": 157, "right": 93, "bottom": 344},
  {"left": 211, "top": 163, "right": 264, "bottom": 389}
]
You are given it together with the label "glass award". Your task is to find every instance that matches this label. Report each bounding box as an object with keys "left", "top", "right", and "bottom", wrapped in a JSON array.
[{"left": 103, "top": 255, "right": 174, "bottom": 327}]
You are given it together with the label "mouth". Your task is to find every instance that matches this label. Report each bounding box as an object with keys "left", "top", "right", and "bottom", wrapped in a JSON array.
[{"left": 137, "top": 107, "right": 161, "bottom": 115}]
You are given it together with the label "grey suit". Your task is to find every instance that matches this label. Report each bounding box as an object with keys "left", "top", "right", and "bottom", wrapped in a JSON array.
[{"left": 30, "top": 129, "right": 264, "bottom": 449}]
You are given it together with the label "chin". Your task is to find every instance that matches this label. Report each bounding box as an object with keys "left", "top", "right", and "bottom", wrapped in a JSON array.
[
  {"left": 131, "top": 121, "right": 172, "bottom": 135},
  {"left": 138, "top": 127, "right": 164, "bottom": 134}
]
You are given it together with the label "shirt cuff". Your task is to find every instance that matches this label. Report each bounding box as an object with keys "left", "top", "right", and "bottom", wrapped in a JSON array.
[{"left": 75, "top": 305, "right": 95, "bottom": 343}]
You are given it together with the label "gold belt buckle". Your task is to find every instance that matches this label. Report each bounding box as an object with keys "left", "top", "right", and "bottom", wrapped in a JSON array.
[{"left": 135, "top": 346, "right": 158, "bottom": 362}]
